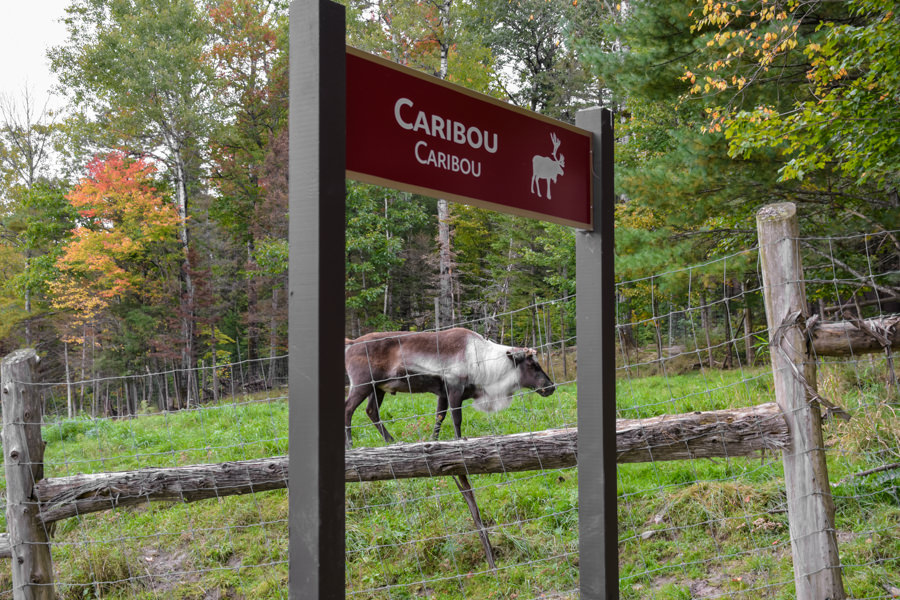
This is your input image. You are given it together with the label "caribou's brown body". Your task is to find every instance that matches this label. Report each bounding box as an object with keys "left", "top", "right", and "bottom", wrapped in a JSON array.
[{"left": 344, "top": 328, "right": 555, "bottom": 447}]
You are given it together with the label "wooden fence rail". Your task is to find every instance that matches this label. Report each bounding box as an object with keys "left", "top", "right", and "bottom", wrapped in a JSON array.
[
  {"left": 811, "top": 315, "right": 900, "bottom": 356},
  {"left": 0, "top": 401, "right": 789, "bottom": 556},
  {"left": 37, "top": 403, "right": 785, "bottom": 523}
]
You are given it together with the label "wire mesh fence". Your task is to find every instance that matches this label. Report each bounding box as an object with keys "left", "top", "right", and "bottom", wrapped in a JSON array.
[
  {"left": 1, "top": 356, "right": 291, "bottom": 599},
  {"left": 0, "top": 226, "right": 898, "bottom": 599},
  {"left": 614, "top": 246, "right": 791, "bottom": 598},
  {"left": 614, "top": 226, "right": 899, "bottom": 598},
  {"left": 342, "top": 311, "right": 580, "bottom": 599},
  {"left": 801, "top": 229, "right": 900, "bottom": 599}
]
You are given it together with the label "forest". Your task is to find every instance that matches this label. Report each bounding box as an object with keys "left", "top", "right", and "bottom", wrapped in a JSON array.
[{"left": 0, "top": 0, "right": 897, "bottom": 407}]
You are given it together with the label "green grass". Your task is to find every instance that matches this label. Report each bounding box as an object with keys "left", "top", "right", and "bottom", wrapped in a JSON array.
[{"left": 0, "top": 364, "right": 897, "bottom": 598}]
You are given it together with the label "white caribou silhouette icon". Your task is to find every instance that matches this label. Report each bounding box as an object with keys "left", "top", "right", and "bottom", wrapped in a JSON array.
[{"left": 530, "top": 132, "right": 565, "bottom": 200}]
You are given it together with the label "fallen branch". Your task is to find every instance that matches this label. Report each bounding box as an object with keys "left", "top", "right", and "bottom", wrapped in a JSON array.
[
  {"left": 850, "top": 462, "right": 900, "bottom": 479},
  {"left": 31, "top": 403, "right": 789, "bottom": 526}
]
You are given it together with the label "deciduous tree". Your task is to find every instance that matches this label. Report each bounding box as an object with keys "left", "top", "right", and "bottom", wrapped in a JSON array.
[
  {"left": 51, "top": 0, "right": 218, "bottom": 380},
  {"left": 688, "top": 0, "right": 899, "bottom": 189},
  {"left": 52, "top": 153, "right": 182, "bottom": 378}
]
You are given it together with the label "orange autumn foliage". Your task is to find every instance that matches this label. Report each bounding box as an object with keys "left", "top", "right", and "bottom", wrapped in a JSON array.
[{"left": 54, "top": 153, "right": 182, "bottom": 307}]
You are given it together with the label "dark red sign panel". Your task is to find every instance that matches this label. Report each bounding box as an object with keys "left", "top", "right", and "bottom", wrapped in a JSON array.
[{"left": 346, "top": 47, "right": 592, "bottom": 229}]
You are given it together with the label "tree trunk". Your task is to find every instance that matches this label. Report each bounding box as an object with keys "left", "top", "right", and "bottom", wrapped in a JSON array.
[
  {"left": 618, "top": 295, "right": 637, "bottom": 365},
  {"left": 164, "top": 367, "right": 172, "bottom": 411},
  {"left": 174, "top": 152, "right": 195, "bottom": 406},
  {"left": 723, "top": 282, "right": 735, "bottom": 369},
  {"left": 544, "top": 305, "right": 553, "bottom": 367},
  {"left": 809, "top": 316, "right": 900, "bottom": 355},
  {"left": 147, "top": 366, "right": 159, "bottom": 412},
  {"left": 24, "top": 285, "right": 31, "bottom": 347},
  {"left": 743, "top": 280, "right": 755, "bottom": 366},
  {"left": 668, "top": 307, "right": 675, "bottom": 348},
  {"left": 560, "top": 302, "right": 568, "bottom": 379},
  {"left": 64, "top": 341, "right": 74, "bottom": 418},
  {"left": 247, "top": 242, "right": 260, "bottom": 383},
  {"left": 383, "top": 196, "right": 393, "bottom": 321},
  {"left": 269, "top": 288, "right": 279, "bottom": 387},
  {"left": 212, "top": 332, "right": 220, "bottom": 404},
  {"left": 701, "top": 290, "right": 714, "bottom": 368},
  {"left": 173, "top": 364, "right": 183, "bottom": 411},
  {"left": 437, "top": 205, "right": 453, "bottom": 327},
  {"left": 435, "top": 0, "right": 454, "bottom": 329},
  {"left": 652, "top": 293, "right": 663, "bottom": 366},
  {"left": 81, "top": 326, "right": 87, "bottom": 414}
]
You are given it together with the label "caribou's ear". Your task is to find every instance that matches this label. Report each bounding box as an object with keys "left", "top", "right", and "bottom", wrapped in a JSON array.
[
  {"left": 507, "top": 349, "right": 525, "bottom": 364},
  {"left": 507, "top": 347, "right": 536, "bottom": 364}
]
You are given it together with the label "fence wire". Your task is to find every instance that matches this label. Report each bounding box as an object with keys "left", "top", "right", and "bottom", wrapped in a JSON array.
[
  {"left": 2, "top": 356, "right": 291, "bottom": 599},
  {"left": 343, "top": 301, "right": 579, "bottom": 599},
  {"left": 0, "top": 229, "right": 898, "bottom": 599},
  {"left": 614, "top": 246, "right": 794, "bottom": 599},
  {"left": 801, "top": 230, "right": 900, "bottom": 599}
]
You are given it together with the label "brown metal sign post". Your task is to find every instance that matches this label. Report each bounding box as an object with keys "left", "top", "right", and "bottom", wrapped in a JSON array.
[
  {"left": 288, "top": 0, "right": 346, "bottom": 598},
  {"left": 575, "top": 107, "right": 618, "bottom": 598},
  {"left": 289, "top": 0, "right": 615, "bottom": 596}
]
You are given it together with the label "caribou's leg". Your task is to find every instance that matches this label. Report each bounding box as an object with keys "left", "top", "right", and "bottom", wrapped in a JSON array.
[
  {"left": 365, "top": 387, "right": 395, "bottom": 444},
  {"left": 447, "top": 387, "right": 466, "bottom": 440},
  {"left": 345, "top": 385, "right": 370, "bottom": 448},
  {"left": 432, "top": 392, "right": 448, "bottom": 440}
]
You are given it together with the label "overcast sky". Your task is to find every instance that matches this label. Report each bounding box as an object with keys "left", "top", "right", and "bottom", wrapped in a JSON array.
[{"left": 0, "top": 1, "right": 71, "bottom": 111}]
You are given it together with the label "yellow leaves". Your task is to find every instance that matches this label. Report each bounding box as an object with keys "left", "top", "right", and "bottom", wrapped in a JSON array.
[
  {"left": 615, "top": 203, "right": 660, "bottom": 230},
  {"left": 48, "top": 276, "right": 109, "bottom": 325},
  {"left": 687, "top": 0, "right": 809, "bottom": 123},
  {"left": 778, "top": 38, "right": 798, "bottom": 52},
  {"left": 700, "top": 108, "right": 725, "bottom": 133},
  {"left": 736, "top": 76, "right": 747, "bottom": 89}
]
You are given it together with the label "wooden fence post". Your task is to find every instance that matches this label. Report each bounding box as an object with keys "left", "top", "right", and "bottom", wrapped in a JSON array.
[
  {"left": 756, "top": 203, "right": 845, "bottom": 600},
  {"left": 2, "top": 348, "right": 55, "bottom": 599}
]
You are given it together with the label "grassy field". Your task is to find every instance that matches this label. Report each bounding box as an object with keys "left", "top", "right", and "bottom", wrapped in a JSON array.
[{"left": 0, "top": 363, "right": 898, "bottom": 598}]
